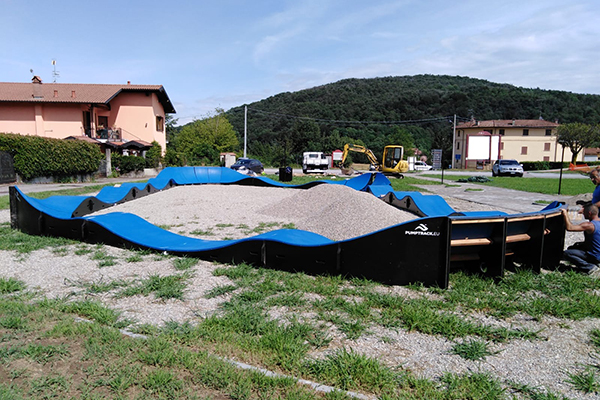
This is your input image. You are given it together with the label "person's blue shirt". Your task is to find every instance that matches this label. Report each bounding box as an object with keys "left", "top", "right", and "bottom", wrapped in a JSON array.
[
  {"left": 584, "top": 219, "right": 600, "bottom": 261},
  {"left": 593, "top": 183, "right": 600, "bottom": 205}
]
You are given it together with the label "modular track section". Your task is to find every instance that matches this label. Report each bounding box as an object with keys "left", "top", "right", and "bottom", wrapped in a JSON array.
[{"left": 9, "top": 167, "right": 566, "bottom": 288}]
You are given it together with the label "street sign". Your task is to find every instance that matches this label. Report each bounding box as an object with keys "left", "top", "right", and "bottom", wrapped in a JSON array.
[{"left": 432, "top": 149, "right": 442, "bottom": 170}]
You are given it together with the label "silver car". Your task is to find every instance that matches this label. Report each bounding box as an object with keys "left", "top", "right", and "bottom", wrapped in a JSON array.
[{"left": 492, "top": 159, "right": 524, "bottom": 177}]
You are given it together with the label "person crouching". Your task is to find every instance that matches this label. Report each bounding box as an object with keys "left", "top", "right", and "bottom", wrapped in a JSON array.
[{"left": 561, "top": 204, "right": 600, "bottom": 276}]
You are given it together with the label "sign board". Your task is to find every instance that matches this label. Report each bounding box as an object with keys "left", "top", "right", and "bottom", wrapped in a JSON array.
[
  {"left": 0, "top": 152, "right": 15, "bottom": 184},
  {"left": 432, "top": 149, "right": 442, "bottom": 170},
  {"left": 466, "top": 132, "right": 499, "bottom": 161}
]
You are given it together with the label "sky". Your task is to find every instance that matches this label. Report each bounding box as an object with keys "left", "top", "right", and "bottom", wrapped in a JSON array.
[{"left": 1, "top": 0, "right": 599, "bottom": 125}]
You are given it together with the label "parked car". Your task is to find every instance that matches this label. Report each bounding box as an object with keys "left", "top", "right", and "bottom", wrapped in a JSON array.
[
  {"left": 492, "top": 159, "right": 524, "bottom": 177},
  {"left": 230, "top": 158, "right": 264, "bottom": 175},
  {"left": 414, "top": 161, "right": 433, "bottom": 171}
]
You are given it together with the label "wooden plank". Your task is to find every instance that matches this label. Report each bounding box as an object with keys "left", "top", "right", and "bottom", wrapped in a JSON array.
[
  {"left": 506, "top": 233, "right": 531, "bottom": 243},
  {"left": 451, "top": 218, "right": 504, "bottom": 225},
  {"left": 451, "top": 238, "right": 493, "bottom": 247},
  {"left": 507, "top": 215, "right": 545, "bottom": 222}
]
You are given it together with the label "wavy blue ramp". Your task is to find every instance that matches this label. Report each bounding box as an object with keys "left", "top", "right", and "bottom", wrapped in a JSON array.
[
  {"left": 10, "top": 186, "right": 451, "bottom": 288},
  {"left": 8, "top": 167, "right": 567, "bottom": 288}
]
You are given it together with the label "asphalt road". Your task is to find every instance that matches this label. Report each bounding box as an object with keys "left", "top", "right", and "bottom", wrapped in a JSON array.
[{"left": 266, "top": 167, "right": 589, "bottom": 179}]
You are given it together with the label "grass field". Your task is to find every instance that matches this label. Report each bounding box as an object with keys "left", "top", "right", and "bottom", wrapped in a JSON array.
[
  {"left": 1, "top": 240, "right": 599, "bottom": 399},
  {"left": 1, "top": 173, "right": 600, "bottom": 398},
  {"left": 422, "top": 174, "right": 594, "bottom": 196}
]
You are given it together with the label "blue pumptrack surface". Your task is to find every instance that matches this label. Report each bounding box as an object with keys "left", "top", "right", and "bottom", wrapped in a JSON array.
[{"left": 10, "top": 167, "right": 565, "bottom": 288}]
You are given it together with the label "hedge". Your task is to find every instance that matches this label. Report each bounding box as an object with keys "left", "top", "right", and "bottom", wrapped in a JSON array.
[
  {"left": 521, "top": 161, "right": 600, "bottom": 171},
  {"left": 111, "top": 153, "right": 147, "bottom": 174},
  {"left": 0, "top": 133, "right": 102, "bottom": 180}
]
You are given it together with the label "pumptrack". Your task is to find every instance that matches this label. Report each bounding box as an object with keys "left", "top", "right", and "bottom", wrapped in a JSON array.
[{"left": 9, "top": 167, "right": 566, "bottom": 289}]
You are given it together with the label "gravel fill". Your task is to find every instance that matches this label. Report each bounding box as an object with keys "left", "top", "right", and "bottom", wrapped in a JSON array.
[{"left": 1, "top": 184, "right": 598, "bottom": 399}]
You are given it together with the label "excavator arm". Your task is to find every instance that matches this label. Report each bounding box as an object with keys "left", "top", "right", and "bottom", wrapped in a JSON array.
[{"left": 339, "top": 144, "right": 381, "bottom": 170}]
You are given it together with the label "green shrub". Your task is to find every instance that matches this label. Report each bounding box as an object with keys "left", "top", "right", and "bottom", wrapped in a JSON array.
[
  {"left": 0, "top": 133, "right": 102, "bottom": 180},
  {"left": 522, "top": 161, "right": 550, "bottom": 171},
  {"left": 112, "top": 154, "right": 146, "bottom": 174},
  {"left": 145, "top": 141, "right": 163, "bottom": 168}
]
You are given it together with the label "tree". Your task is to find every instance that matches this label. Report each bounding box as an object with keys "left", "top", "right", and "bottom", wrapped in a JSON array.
[
  {"left": 172, "top": 108, "right": 238, "bottom": 165},
  {"left": 145, "top": 141, "right": 163, "bottom": 168},
  {"left": 557, "top": 122, "right": 600, "bottom": 164},
  {"left": 165, "top": 114, "right": 179, "bottom": 144},
  {"left": 387, "top": 127, "right": 416, "bottom": 158}
]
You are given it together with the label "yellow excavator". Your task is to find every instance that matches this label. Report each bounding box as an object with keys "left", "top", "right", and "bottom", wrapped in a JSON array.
[{"left": 338, "top": 144, "right": 409, "bottom": 177}]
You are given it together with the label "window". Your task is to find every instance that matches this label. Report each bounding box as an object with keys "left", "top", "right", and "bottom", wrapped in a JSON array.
[
  {"left": 522, "top": 129, "right": 529, "bottom": 136},
  {"left": 499, "top": 129, "right": 505, "bottom": 135},
  {"left": 521, "top": 146, "right": 528, "bottom": 155},
  {"left": 545, "top": 129, "right": 552, "bottom": 136},
  {"left": 156, "top": 116, "right": 164, "bottom": 131},
  {"left": 543, "top": 156, "right": 550, "bottom": 162},
  {"left": 97, "top": 116, "right": 108, "bottom": 129},
  {"left": 456, "top": 142, "right": 460, "bottom": 150},
  {"left": 544, "top": 143, "right": 551, "bottom": 151}
]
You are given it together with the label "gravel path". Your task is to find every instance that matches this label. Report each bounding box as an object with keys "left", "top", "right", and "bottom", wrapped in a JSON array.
[{"left": 1, "top": 184, "right": 598, "bottom": 399}]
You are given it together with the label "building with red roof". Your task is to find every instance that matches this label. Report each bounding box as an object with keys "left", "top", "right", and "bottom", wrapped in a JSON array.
[
  {"left": 0, "top": 76, "right": 175, "bottom": 155},
  {"left": 454, "top": 118, "right": 581, "bottom": 169}
]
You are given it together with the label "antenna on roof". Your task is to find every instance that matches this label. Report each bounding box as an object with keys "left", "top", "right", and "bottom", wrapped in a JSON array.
[{"left": 51, "top": 60, "right": 60, "bottom": 83}]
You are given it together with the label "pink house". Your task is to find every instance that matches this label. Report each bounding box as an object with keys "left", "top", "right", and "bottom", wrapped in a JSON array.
[{"left": 0, "top": 76, "right": 175, "bottom": 154}]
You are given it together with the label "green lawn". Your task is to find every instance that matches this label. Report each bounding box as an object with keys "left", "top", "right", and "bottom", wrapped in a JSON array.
[
  {"left": 0, "top": 182, "right": 147, "bottom": 210},
  {"left": 423, "top": 174, "right": 594, "bottom": 196}
]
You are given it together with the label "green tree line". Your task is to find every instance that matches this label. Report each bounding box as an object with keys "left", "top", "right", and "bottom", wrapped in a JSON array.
[{"left": 169, "top": 75, "right": 600, "bottom": 167}]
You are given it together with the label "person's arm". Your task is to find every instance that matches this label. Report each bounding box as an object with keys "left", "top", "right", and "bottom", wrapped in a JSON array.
[{"left": 561, "top": 209, "right": 595, "bottom": 233}]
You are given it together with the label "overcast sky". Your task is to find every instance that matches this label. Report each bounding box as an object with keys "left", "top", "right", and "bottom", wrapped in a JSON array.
[{"left": 2, "top": 0, "right": 598, "bottom": 125}]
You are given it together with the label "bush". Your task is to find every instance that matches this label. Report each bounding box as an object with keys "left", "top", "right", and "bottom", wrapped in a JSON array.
[
  {"left": 112, "top": 154, "right": 147, "bottom": 174},
  {"left": 0, "top": 133, "right": 102, "bottom": 180},
  {"left": 522, "top": 161, "right": 550, "bottom": 171},
  {"left": 145, "top": 141, "right": 163, "bottom": 168}
]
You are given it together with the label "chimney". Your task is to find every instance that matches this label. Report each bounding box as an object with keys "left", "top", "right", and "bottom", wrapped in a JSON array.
[
  {"left": 71, "top": 90, "right": 76, "bottom": 98},
  {"left": 127, "top": 81, "right": 131, "bottom": 85},
  {"left": 53, "top": 90, "right": 58, "bottom": 98},
  {"left": 32, "top": 76, "right": 43, "bottom": 98}
]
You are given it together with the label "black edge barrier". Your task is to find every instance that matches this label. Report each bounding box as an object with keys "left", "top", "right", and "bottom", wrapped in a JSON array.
[
  {"left": 8, "top": 172, "right": 566, "bottom": 289},
  {"left": 10, "top": 186, "right": 451, "bottom": 288},
  {"left": 340, "top": 217, "right": 450, "bottom": 287},
  {"left": 540, "top": 211, "right": 566, "bottom": 269},
  {"left": 382, "top": 192, "right": 425, "bottom": 218}
]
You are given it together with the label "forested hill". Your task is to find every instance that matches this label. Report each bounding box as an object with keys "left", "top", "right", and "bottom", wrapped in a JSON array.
[{"left": 224, "top": 75, "right": 600, "bottom": 165}]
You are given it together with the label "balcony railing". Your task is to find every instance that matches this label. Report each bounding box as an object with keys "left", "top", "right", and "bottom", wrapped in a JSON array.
[{"left": 85, "top": 128, "right": 122, "bottom": 141}]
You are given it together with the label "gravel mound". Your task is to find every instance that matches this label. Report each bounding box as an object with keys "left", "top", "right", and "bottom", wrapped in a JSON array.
[
  {"left": 259, "top": 184, "right": 418, "bottom": 240},
  {"left": 92, "top": 184, "right": 419, "bottom": 241}
]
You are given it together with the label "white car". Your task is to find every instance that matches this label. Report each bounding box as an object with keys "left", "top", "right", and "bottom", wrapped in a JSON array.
[
  {"left": 492, "top": 159, "right": 524, "bottom": 177},
  {"left": 414, "top": 161, "right": 433, "bottom": 171}
]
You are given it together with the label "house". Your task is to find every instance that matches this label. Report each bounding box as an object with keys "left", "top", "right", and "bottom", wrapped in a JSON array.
[
  {"left": 453, "top": 118, "right": 579, "bottom": 169},
  {"left": 0, "top": 76, "right": 175, "bottom": 155}
]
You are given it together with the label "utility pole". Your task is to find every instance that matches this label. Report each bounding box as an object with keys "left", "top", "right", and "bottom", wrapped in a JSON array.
[{"left": 244, "top": 105, "right": 247, "bottom": 158}]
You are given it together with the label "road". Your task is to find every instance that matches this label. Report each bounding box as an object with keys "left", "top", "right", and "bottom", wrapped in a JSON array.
[{"left": 266, "top": 167, "right": 589, "bottom": 180}]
